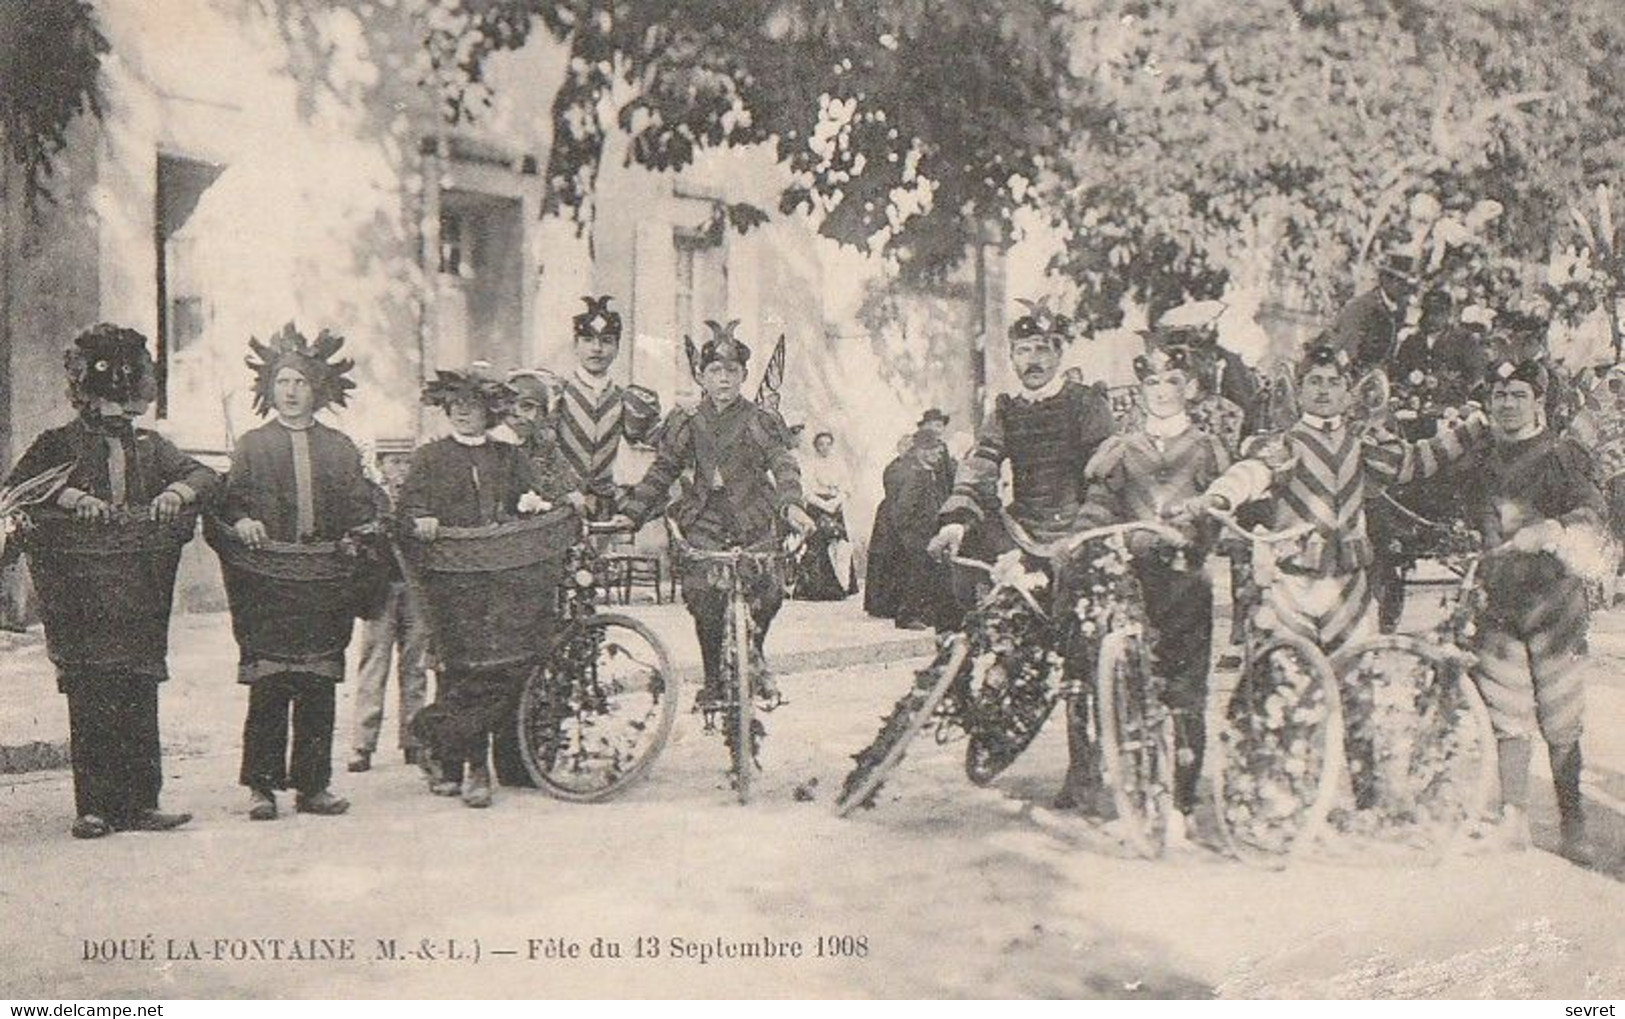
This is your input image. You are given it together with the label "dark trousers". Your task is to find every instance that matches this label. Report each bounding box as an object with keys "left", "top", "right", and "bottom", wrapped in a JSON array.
[
  {"left": 64, "top": 676, "right": 162, "bottom": 821},
  {"left": 433, "top": 665, "right": 528, "bottom": 782},
  {"left": 240, "top": 672, "right": 337, "bottom": 795},
  {"left": 681, "top": 560, "right": 784, "bottom": 698},
  {"left": 1064, "top": 556, "right": 1213, "bottom": 814}
]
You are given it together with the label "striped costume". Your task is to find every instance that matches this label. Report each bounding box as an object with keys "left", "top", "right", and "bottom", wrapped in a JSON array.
[
  {"left": 551, "top": 368, "right": 660, "bottom": 516},
  {"left": 1464, "top": 430, "right": 1603, "bottom": 749},
  {"left": 1206, "top": 413, "right": 1484, "bottom": 653}
]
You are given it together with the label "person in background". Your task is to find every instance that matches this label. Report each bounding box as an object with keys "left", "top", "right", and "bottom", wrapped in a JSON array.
[
  {"left": 863, "top": 433, "right": 915, "bottom": 621},
  {"left": 794, "top": 430, "right": 856, "bottom": 600},
  {"left": 5, "top": 325, "right": 217, "bottom": 839},
  {"left": 347, "top": 448, "right": 428, "bottom": 777},
  {"left": 892, "top": 411, "right": 958, "bottom": 631}
]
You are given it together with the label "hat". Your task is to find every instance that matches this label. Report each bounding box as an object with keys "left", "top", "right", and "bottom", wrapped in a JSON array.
[
  {"left": 917, "top": 408, "right": 951, "bottom": 427},
  {"left": 1296, "top": 340, "right": 1354, "bottom": 379},
  {"left": 1008, "top": 297, "right": 1072, "bottom": 345},
  {"left": 506, "top": 369, "right": 559, "bottom": 408},
  {"left": 65, "top": 324, "right": 158, "bottom": 407},
  {"left": 690, "top": 319, "right": 752, "bottom": 375},
  {"left": 421, "top": 362, "right": 514, "bottom": 415},
  {"left": 246, "top": 322, "right": 357, "bottom": 417},
  {"left": 1132, "top": 344, "right": 1194, "bottom": 380},
  {"left": 573, "top": 295, "right": 622, "bottom": 342},
  {"left": 1485, "top": 358, "right": 1548, "bottom": 395}
]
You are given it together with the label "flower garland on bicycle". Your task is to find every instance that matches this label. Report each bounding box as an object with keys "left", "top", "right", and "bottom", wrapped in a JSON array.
[
  {"left": 1068, "top": 338, "right": 1233, "bottom": 840},
  {"left": 609, "top": 322, "right": 814, "bottom": 710},
  {"left": 1177, "top": 340, "right": 1487, "bottom": 810}
]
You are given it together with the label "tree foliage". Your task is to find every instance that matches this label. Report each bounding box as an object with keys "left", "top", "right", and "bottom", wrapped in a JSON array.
[
  {"left": 1046, "top": 0, "right": 1625, "bottom": 333},
  {"left": 0, "top": 0, "right": 108, "bottom": 201},
  {"left": 421, "top": 0, "right": 1073, "bottom": 279}
]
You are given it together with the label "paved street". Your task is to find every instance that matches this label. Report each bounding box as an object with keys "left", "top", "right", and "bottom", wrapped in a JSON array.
[{"left": 2, "top": 594, "right": 1624, "bottom": 998}]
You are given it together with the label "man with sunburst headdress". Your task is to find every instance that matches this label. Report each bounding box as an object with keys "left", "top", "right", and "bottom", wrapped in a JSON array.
[
  {"left": 217, "top": 323, "right": 376, "bottom": 822},
  {"left": 6, "top": 324, "right": 218, "bottom": 839}
]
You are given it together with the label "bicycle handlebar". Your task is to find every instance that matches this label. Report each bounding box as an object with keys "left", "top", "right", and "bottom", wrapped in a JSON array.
[
  {"left": 1207, "top": 507, "right": 1315, "bottom": 547},
  {"left": 664, "top": 516, "right": 801, "bottom": 561},
  {"left": 585, "top": 519, "right": 634, "bottom": 536},
  {"left": 999, "top": 507, "right": 1186, "bottom": 560}
]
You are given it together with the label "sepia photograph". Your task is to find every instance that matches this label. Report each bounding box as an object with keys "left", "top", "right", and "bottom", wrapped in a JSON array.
[{"left": 2, "top": 0, "right": 1624, "bottom": 1002}]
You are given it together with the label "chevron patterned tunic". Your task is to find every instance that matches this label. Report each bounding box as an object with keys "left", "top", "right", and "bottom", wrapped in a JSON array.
[
  {"left": 1208, "top": 414, "right": 1484, "bottom": 652},
  {"left": 552, "top": 371, "right": 659, "bottom": 512}
]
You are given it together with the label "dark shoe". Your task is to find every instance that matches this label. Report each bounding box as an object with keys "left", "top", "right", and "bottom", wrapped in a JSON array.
[
  {"left": 117, "top": 808, "right": 192, "bottom": 832},
  {"left": 895, "top": 619, "right": 930, "bottom": 631},
  {"left": 295, "top": 789, "right": 351, "bottom": 816},
  {"left": 462, "top": 766, "right": 492, "bottom": 809},
  {"left": 248, "top": 787, "right": 278, "bottom": 821},
  {"left": 71, "top": 814, "right": 113, "bottom": 840},
  {"left": 347, "top": 751, "right": 372, "bottom": 773}
]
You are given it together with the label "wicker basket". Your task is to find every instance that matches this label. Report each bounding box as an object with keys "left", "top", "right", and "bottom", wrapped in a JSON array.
[
  {"left": 399, "top": 509, "right": 575, "bottom": 670},
  {"left": 203, "top": 517, "right": 360, "bottom": 582},
  {"left": 23, "top": 509, "right": 198, "bottom": 670}
]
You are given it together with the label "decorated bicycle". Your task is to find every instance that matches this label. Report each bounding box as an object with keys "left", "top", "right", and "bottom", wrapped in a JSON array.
[
  {"left": 836, "top": 508, "right": 1187, "bottom": 859},
  {"left": 663, "top": 516, "right": 799, "bottom": 805},
  {"left": 1206, "top": 509, "right": 1345, "bottom": 867}
]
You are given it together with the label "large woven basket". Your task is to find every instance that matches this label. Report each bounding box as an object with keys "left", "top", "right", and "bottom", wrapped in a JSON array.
[
  {"left": 399, "top": 509, "right": 575, "bottom": 670},
  {"left": 203, "top": 516, "right": 360, "bottom": 582},
  {"left": 399, "top": 508, "right": 577, "bottom": 574},
  {"left": 23, "top": 508, "right": 198, "bottom": 670}
]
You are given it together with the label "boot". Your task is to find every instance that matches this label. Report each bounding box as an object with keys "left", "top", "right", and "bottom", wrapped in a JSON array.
[
  {"left": 463, "top": 763, "right": 493, "bottom": 809},
  {"left": 346, "top": 750, "right": 372, "bottom": 773},
  {"left": 116, "top": 808, "right": 193, "bottom": 832},
  {"left": 248, "top": 786, "right": 278, "bottom": 821},
  {"left": 295, "top": 789, "right": 351, "bottom": 816},
  {"left": 71, "top": 814, "right": 114, "bottom": 840},
  {"left": 1550, "top": 742, "right": 1592, "bottom": 865}
]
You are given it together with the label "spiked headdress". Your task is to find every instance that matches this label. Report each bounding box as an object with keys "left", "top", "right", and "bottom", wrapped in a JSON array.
[
  {"left": 420, "top": 362, "right": 515, "bottom": 417},
  {"left": 246, "top": 322, "right": 356, "bottom": 417}
]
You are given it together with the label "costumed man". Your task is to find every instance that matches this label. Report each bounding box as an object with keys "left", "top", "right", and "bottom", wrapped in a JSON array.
[
  {"left": 218, "top": 325, "right": 376, "bottom": 821},
  {"left": 926, "top": 298, "right": 1117, "bottom": 574},
  {"left": 1181, "top": 341, "right": 1486, "bottom": 808},
  {"left": 399, "top": 366, "right": 548, "bottom": 808},
  {"left": 552, "top": 295, "right": 661, "bottom": 519},
  {"left": 610, "top": 321, "right": 814, "bottom": 708},
  {"left": 794, "top": 430, "right": 856, "bottom": 600},
  {"left": 891, "top": 410, "right": 959, "bottom": 631},
  {"left": 1068, "top": 341, "right": 1232, "bottom": 834},
  {"left": 5, "top": 325, "right": 217, "bottom": 839},
  {"left": 1462, "top": 356, "right": 1609, "bottom": 862},
  {"left": 1326, "top": 252, "right": 1419, "bottom": 374}
]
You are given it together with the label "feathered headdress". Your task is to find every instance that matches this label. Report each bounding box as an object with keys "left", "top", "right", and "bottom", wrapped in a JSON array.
[
  {"left": 64, "top": 324, "right": 158, "bottom": 408},
  {"left": 246, "top": 322, "right": 356, "bottom": 417},
  {"left": 683, "top": 320, "right": 752, "bottom": 382},
  {"left": 420, "top": 362, "right": 514, "bottom": 415},
  {"left": 1132, "top": 344, "right": 1194, "bottom": 380},
  {"left": 573, "top": 295, "right": 623, "bottom": 342},
  {"left": 1008, "top": 297, "right": 1073, "bottom": 344}
]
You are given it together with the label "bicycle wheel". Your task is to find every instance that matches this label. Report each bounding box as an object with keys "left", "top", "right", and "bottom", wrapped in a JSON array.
[
  {"left": 1211, "top": 632, "right": 1343, "bottom": 867},
  {"left": 1096, "top": 630, "right": 1175, "bottom": 859},
  {"left": 836, "top": 635, "right": 973, "bottom": 817},
  {"left": 517, "top": 613, "right": 679, "bottom": 803},
  {"left": 1328, "top": 635, "right": 1496, "bottom": 850},
  {"left": 724, "top": 589, "right": 758, "bottom": 805},
  {"left": 961, "top": 593, "right": 1061, "bottom": 786}
]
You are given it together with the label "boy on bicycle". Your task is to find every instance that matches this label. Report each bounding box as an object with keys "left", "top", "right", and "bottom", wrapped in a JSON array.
[
  {"left": 612, "top": 322, "right": 813, "bottom": 708},
  {"left": 1179, "top": 341, "right": 1485, "bottom": 808},
  {"left": 1073, "top": 341, "right": 1232, "bottom": 838}
]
